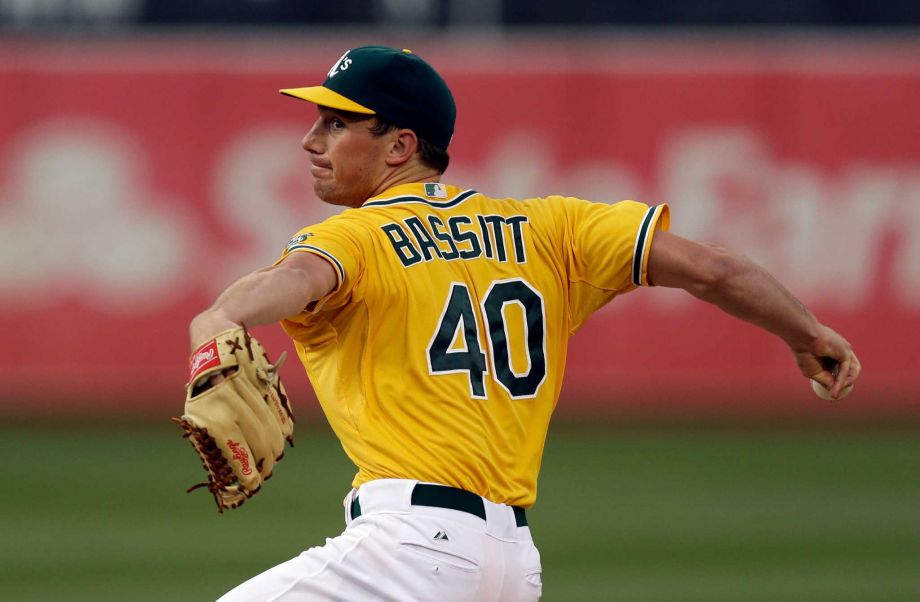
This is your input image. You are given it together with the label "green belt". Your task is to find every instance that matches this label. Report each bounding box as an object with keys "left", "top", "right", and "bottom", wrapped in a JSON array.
[{"left": 350, "top": 483, "right": 528, "bottom": 527}]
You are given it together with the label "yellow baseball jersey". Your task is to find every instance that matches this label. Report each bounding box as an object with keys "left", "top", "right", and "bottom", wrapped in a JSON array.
[{"left": 278, "top": 183, "right": 669, "bottom": 507}]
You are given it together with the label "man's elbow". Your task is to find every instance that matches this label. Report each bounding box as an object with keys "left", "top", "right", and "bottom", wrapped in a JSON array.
[{"left": 688, "top": 244, "right": 745, "bottom": 298}]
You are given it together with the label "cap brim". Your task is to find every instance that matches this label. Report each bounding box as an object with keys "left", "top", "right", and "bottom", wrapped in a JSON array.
[{"left": 279, "top": 86, "right": 375, "bottom": 114}]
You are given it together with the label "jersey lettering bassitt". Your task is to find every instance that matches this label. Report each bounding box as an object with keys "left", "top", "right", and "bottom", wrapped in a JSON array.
[{"left": 277, "top": 183, "right": 669, "bottom": 507}]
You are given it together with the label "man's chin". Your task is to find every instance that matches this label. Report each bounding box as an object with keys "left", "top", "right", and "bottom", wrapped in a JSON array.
[{"left": 313, "top": 184, "right": 353, "bottom": 208}]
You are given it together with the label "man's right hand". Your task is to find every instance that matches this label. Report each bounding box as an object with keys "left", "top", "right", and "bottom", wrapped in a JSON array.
[{"left": 793, "top": 324, "right": 861, "bottom": 399}]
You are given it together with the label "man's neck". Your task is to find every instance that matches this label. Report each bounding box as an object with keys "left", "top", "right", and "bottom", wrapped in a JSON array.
[{"left": 363, "top": 164, "right": 441, "bottom": 205}]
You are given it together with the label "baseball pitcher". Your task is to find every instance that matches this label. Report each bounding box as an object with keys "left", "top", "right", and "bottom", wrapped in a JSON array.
[{"left": 175, "top": 46, "right": 860, "bottom": 601}]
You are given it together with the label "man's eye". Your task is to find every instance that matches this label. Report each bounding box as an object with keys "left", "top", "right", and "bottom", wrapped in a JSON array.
[{"left": 330, "top": 119, "right": 345, "bottom": 130}]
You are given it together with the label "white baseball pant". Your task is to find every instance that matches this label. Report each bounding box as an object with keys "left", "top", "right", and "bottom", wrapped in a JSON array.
[{"left": 218, "top": 479, "right": 543, "bottom": 601}]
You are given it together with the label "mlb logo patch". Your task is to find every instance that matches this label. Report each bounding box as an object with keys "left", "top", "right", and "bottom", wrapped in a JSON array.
[{"left": 424, "top": 183, "right": 448, "bottom": 199}]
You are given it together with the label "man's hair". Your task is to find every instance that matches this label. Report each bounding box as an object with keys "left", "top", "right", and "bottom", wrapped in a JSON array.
[{"left": 369, "top": 118, "right": 450, "bottom": 174}]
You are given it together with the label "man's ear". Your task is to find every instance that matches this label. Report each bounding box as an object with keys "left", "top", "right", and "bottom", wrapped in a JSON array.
[{"left": 386, "top": 129, "right": 419, "bottom": 167}]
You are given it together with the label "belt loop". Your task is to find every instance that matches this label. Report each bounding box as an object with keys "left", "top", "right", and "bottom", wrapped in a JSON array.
[
  {"left": 482, "top": 497, "right": 517, "bottom": 541},
  {"left": 350, "top": 479, "right": 416, "bottom": 518},
  {"left": 343, "top": 488, "right": 358, "bottom": 525}
]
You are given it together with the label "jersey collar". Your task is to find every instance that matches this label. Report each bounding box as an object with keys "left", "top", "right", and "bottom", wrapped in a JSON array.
[{"left": 361, "top": 183, "right": 478, "bottom": 209}]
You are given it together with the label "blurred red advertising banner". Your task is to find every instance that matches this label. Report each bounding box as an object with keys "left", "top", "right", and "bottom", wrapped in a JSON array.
[{"left": 0, "top": 37, "right": 918, "bottom": 417}]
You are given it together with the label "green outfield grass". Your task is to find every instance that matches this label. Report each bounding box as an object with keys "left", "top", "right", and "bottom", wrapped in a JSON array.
[{"left": 2, "top": 420, "right": 919, "bottom": 601}]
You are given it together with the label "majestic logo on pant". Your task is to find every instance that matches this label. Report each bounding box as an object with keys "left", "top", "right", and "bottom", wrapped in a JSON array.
[
  {"left": 227, "top": 440, "right": 252, "bottom": 475},
  {"left": 434, "top": 531, "right": 449, "bottom": 541}
]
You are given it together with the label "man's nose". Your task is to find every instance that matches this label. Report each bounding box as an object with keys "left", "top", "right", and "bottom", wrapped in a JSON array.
[{"left": 302, "top": 119, "right": 322, "bottom": 152}]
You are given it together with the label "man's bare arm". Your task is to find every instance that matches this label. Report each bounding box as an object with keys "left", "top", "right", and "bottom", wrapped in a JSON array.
[
  {"left": 646, "top": 230, "right": 861, "bottom": 399},
  {"left": 189, "top": 252, "right": 337, "bottom": 351}
]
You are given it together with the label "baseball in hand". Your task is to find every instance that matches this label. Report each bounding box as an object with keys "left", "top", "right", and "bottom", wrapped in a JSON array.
[{"left": 811, "top": 379, "right": 853, "bottom": 401}]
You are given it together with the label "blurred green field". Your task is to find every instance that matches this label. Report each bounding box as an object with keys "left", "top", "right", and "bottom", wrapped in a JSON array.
[{"left": 2, "top": 420, "right": 919, "bottom": 601}]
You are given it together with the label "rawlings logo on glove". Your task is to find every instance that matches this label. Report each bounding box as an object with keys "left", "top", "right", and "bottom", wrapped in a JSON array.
[
  {"left": 173, "top": 325, "right": 295, "bottom": 512},
  {"left": 227, "top": 440, "right": 253, "bottom": 476},
  {"left": 189, "top": 341, "right": 220, "bottom": 383}
]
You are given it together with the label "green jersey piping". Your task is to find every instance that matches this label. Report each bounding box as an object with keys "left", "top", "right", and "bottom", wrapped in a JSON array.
[{"left": 363, "top": 189, "right": 479, "bottom": 209}]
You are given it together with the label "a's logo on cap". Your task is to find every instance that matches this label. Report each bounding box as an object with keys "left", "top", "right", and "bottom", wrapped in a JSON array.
[
  {"left": 424, "top": 183, "right": 447, "bottom": 199},
  {"left": 327, "top": 51, "right": 353, "bottom": 79}
]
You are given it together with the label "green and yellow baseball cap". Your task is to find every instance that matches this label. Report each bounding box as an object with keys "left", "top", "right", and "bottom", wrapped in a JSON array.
[{"left": 281, "top": 46, "right": 456, "bottom": 150}]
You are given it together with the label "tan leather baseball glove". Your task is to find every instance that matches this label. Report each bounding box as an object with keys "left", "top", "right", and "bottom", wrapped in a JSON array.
[{"left": 173, "top": 325, "right": 295, "bottom": 512}]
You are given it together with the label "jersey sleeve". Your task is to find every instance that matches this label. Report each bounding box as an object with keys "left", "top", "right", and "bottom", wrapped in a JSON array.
[
  {"left": 564, "top": 197, "right": 670, "bottom": 291},
  {"left": 275, "top": 213, "right": 365, "bottom": 314}
]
